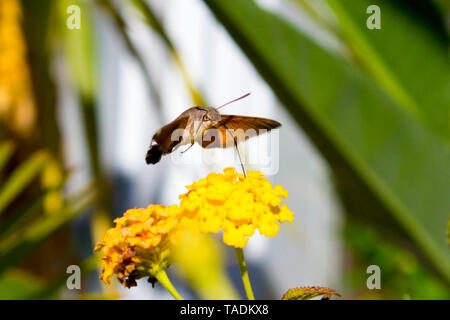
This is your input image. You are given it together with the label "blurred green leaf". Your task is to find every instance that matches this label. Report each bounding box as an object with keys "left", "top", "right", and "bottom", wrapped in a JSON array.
[
  {"left": 21, "top": 0, "right": 61, "bottom": 155},
  {"left": 25, "top": 254, "right": 99, "bottom": 299},
  {"left": 0, "top": 170, "right": 70, "bottom": 239},
  {"left": 129, "top": 0, "right": 175, "bottom": 51},
  {"left": 129, "top": 0, "right": 206, "bottom": 105},
  {"left": 204, "top": 0, "right": 450, "bottom": 283},
  {"left": 56, "top": 0, "right": 114, "bottom": 249},
  {"left": 0, "top": 141, "right": 15, "bottom": 173},
  {"left": 0, "top": 270, "right": 43, "bottom": 299},
  {"left": 58, "top": 0, "right": 97, "bottom": 98},
  {"left": 0, "top": 190, "right": 46, "bottom": 239},
  {"left": 344, "top": 221, "right": 450, "bottom": 299},
  {"left": 0, "top": 151, "right": 49, "bottom": 216},
  {"left": 0, "top": 186, "right": 94, "bottom": 275},
  {"left": 326, "top": 0, "right": 449, "bottom": 140},
  {"left": 96, "top": 0, "right": 162, "bottom": 113},
  {"left": 0, "top": 255, "right": 98, "bottom": 300}
]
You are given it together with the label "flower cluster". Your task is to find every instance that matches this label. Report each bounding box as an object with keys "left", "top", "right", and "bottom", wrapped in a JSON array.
[
  {"left": 94, "top": 205, "right": 181, "bottom": 287},
  {"left": 179, "top": 168, "right": 294, "bottom": 248},
  {"left": 95, "top": 168, "right": 294, "bottom": 286}
]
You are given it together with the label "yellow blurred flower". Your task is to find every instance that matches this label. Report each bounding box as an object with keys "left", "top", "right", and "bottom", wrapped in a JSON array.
[
  {"left": 173, "top": 231, "right": 239, "bottom": 299},
  {"left": 41, "top": 158, "right": 64, "bottom": 214},
  {"left": 94, "top": 205, "right": 181, "bottom": 288},
  {"left": 0, "top": 0, "right": 35, "bottom": 134},
  {"left": 179, "top": 167, "right": 294, "bottom": 248}
]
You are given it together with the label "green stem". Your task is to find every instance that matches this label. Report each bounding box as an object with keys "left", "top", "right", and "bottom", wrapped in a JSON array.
[
  {"left": 155, "top": 270, "right": 183, "bottom": 300},
  {"left": 234, "top": 247, "right": 255, "bottom": 300}
]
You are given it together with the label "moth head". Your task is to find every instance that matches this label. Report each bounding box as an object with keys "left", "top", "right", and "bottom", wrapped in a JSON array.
[{"left": 203, "top": 107, "right": 222, "bottom": 123}]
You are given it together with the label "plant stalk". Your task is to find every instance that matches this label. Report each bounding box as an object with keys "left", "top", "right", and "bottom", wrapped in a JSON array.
[
  {"left": 155, "top": 270, "right": 183, "bottom": 300},
  {"left": 234, "top": 247, "right": 255, "bottom": 300}
]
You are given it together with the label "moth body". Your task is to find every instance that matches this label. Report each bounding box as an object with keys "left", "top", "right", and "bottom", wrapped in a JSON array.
[{"left": 145, "top": 94, "right": 281, "bottom": 165}]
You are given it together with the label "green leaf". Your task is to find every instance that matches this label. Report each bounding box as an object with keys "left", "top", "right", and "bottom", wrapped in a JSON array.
[
  {"left": 0, "top": 190, "right": 46, "bottom": 239},
  {"left": 57, "top": 0, "right": 97, "bottom": 98},
  {"left": 25, "top": 254, "right": 99, "bottom": 299},
  {"left": 128, "top": 0, "right": 206, "bottom": 105},
  {"left": 203, "top": 0, "right": 450, "bottom": 283},
  {"left": 0, "top": 255, "right": 99, "bottom": 299},
  {"left": 0, "top": 141, "right": 15, "bottom": 173},
  {"left": 58, "top": 0, "right": 114, "bottom": 246},
  {"left": 96, "top": 0, "right": 162, "bottom": 110},
  {"left": 281, "top": 286, "right": 341, "bottom": 300},
  {"left": 326, "top": 0, "right": 449, "bottom": 140},
  {"left": 0, "top": 270, "right": 43, "bottom": 299},
  {"left": 0, "top": 150, "right": 49, "bottom": 216},
  {"left": 0, "top": 187, "right": 94, "bottom": 275},
  {"left": 0, "top": 174, "right": 69, "bottom": 239}
]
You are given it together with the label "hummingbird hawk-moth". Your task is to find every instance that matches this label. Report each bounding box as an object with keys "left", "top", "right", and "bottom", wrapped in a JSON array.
[{"left": 145, "top": 93, "right": 281, "bottom": 165}]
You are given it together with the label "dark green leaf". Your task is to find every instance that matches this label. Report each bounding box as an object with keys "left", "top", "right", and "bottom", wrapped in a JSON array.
[
  {"left": 0, "top": 188, "right": 94, "bottom": 275},
  {"left": 0, "top": 141, "right": 15, "bottom": 173},
  {"left": 203, "top": 0, "right": 450, "bottom": 283},
  {"left": 0, "top": 151, "right": 49, "bottom": 216}
]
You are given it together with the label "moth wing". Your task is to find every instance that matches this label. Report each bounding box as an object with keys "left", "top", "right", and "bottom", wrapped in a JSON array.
[
  {"left": 153, "top": 116, "right": 189, "bottom": 152},
  {"left": 220, "top": 115, "right": 281, "bottom": 131},
  {"left": 202, "top": 115, "right": 281, "bottom": 149}
]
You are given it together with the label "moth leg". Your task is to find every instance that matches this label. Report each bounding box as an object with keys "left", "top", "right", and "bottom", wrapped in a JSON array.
[{"left": 181, "top": 143, "right": 194, "bottom": 154}]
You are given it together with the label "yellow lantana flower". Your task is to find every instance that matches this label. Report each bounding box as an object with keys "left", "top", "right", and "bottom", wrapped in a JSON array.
[
  {"left": 179, "top": 167, "right": 294, "bottom": 248},
  {"left": 94, "top": 205, "right": 181, "bottom": 288}
]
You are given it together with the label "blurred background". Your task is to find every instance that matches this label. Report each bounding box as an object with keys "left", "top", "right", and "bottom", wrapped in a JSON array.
[{"left": 0, "top": 0, "right": 449, "bottom": 300}]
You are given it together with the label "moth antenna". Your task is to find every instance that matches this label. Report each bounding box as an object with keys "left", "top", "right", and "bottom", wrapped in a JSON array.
[{"left": 216, "top": 92, "right": 251, "bottom": 110}]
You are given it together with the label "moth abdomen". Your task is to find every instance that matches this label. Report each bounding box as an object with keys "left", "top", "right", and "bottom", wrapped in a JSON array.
[{"left": 146, "top": 144, "right": 163, "bottom": 165}]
